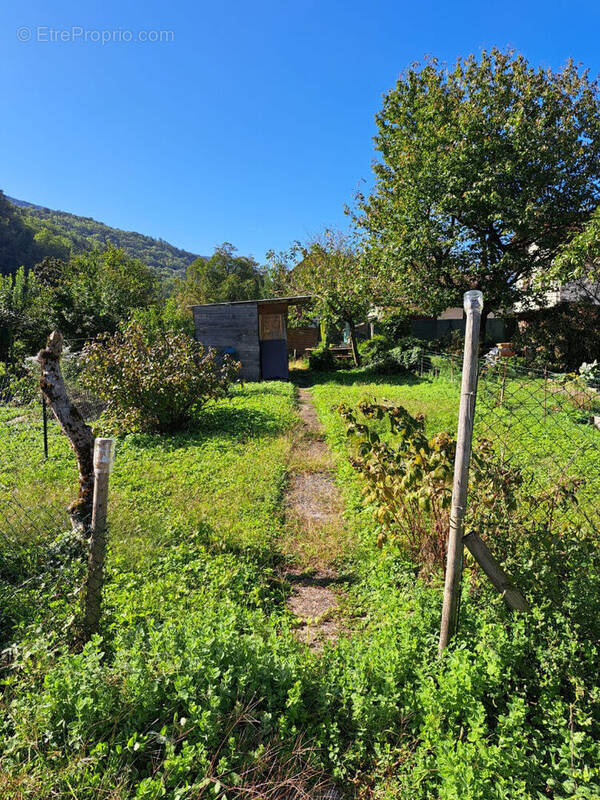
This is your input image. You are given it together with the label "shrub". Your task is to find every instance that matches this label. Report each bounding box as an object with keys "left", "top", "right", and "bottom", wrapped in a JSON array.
[
  {"left": 378, "top": 311, "right": 410, "bottom": 344},
  {"left": 337, "top": 400, "right": 522, "bottom": 571},
  {"left": 308, "top": 344, "right": 336, "bottom": 371},
  {"left": 388, "top": 337, "right": 425, "bottom": 371},
  {"left": 366, "top": 336, "right": 425, "bottom": 375},
  {"left": 81, "top": 322, "right": 240, "bottom": 433},
  {"left": 357, "top": 335, "right": 389, "bottom": 366},
  {"left": 514, "top": 301, "right": 600, "bottom": 371}
]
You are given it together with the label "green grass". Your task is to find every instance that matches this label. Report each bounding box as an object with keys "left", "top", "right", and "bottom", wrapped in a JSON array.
[
  {"left": 306, "top": 365, "right": 600, "bottom": 531},
  {"left": 1, "top": 374, "right": 600, "bottom": 799}
]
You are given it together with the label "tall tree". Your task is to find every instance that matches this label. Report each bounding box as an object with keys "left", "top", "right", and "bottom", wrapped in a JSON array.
[
  {"left": 179, "top": 243, "right": 265, "bottom": 306},
  {"left": 357, "top": 49, "right": 600, "bottom": 329}
]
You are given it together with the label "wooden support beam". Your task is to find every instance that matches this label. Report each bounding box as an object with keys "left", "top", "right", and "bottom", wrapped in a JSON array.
[{"left": 464, "top": 531, "right": 529, "bottom": 612}]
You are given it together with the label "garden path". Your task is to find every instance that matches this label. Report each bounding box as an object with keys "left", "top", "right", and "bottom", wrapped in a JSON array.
[{"left": 282, "top": 388, "right": 350, "bottom": 650}]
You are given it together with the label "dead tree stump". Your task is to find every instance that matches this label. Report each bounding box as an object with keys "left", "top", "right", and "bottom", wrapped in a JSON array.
[{"left": 37, "top": 330, "right": 95, "bottom": 531}]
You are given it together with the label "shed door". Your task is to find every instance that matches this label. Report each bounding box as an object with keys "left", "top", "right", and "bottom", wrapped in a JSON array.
[{"left": 259, "top": 313, "right": 288, "bottom": 380}]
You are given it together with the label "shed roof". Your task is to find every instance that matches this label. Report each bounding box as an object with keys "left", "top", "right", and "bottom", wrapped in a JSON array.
[{"left": 190, "top": 295, "right": 312, "bottom": 309}]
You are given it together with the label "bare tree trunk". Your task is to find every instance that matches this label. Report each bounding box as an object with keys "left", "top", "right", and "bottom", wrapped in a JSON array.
[
  {"left": 37, "top": 331, "right": 95, "bottom": 530},
  {"left": 349, "top": 321, "right": 361, "bottom": 367}
]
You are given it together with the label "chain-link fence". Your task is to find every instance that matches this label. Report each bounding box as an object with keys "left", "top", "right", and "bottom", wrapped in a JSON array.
[
  {"left": 421, "top": 350, "right": 600, "bottom": 534},
  {"left": 0, "top": 350, "right": 101, "bottom": 550}
]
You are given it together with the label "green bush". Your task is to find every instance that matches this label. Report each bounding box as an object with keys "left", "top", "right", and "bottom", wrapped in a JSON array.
[
  {"left": 81, "top": 322, "right": 240, "bottom": 433},
  {"left": 379, "top": 311, "right": 410, "bottom": 344},
  {"left": 308, "top": 344, "right": 337, "bottom": 371},
  {"left": 366, "top": 336, "right": 425, "bottom": 374},
  {"left": 357, "top": 334, "right": 389, "bottom": 365}
]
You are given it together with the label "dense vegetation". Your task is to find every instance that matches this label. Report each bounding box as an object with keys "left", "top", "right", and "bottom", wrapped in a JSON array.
[
  {"left": 4, "top": 195, "right": 201, "bottom": 276},
  {"left": 2, "top": 45, "right": 600, "bottom": 798},
  {"left": 1, "top": 369, "right": 599, "bottom": 798},
  {"left": 357, "top": 49, "right": 600, "bottom": 325}
]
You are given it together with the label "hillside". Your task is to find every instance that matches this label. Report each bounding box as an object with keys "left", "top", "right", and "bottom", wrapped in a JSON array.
[{"left": 4, "top": 194, "right": 201, "bottom": 275}]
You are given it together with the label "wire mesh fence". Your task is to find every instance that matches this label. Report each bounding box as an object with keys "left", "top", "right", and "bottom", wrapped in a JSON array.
[
  {"left": 0, "top": 350, "right": 102, "bottom": 550},
  {"left": 421, "top": 350, "right": 600, "bottom": 535},
  {"left": 2, "top": 344, "right": 599, "bottom": 562}
]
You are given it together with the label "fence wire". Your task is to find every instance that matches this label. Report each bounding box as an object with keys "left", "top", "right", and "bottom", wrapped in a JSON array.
[
  {"left": 422, "top": 351, "right": 600, "bottom": 535},
  {"left": 2, "top": 347, "right": 599, "bottom": 558},
  {"left": 0, "top": 355, "right": 101, "bottom": 550}
]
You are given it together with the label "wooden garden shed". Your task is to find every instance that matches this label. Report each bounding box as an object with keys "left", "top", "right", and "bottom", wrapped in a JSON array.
[{"left": 191, "top": 296, "right": 312, "bottom": 381}]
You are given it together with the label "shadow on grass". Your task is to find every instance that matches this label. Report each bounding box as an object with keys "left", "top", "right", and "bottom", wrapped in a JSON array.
[
  {"left": 290, "top": 366, "right": 430, "bottom": 388},
  {"left": 285, "top": 570, "right": 356, "bottom": 588},
  {"left": 121, "top": 404, "right": 289, "bottom": 451}
]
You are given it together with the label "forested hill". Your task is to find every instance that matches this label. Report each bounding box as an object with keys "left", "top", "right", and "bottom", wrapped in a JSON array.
[{"left": 3, "top": 194, "right": 201, "bottom": 275}]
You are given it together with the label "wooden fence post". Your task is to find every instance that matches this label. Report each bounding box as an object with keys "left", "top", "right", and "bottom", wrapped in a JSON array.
[
  {"left": 463, "top": 532, "right": 529, "bottom": 611},
  {"left": 438, "top": 290, "right": 483, "bottom": 655},
  {"left": 83, "top": 437, "right": 115, "bottom": 640}
]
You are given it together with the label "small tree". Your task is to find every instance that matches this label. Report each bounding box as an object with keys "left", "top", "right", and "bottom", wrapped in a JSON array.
[
  {"left": 82, "top": 322, "right": 240, "bottom": 433},
  {"left": 545, "top": 206, "right": 600, "bottom": 304},
  {"left": 279, "top": 231, "right": 370, "bottom": 366},
  {"left": 357, "top": 49, "right": 600, "bottom": 331},
  {"left": 178, "top": 243, "right": 265, "bottom": 306}
]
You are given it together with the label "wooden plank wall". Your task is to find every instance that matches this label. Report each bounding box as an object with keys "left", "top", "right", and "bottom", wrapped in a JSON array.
[{"left": 192, "top": 303, "right": 261, "bottom": 381}]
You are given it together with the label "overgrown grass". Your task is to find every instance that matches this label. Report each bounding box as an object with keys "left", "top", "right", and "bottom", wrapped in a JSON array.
[
  {"left": 309, "top": 367, "right": 600, "bottom": 798},
  {"left": 1, "top": 374, "right": 600, "bottom": 799}
]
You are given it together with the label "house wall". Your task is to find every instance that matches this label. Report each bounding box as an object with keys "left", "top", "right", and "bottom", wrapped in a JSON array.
[{"left": 192, "top": 303, "right": 261, "bottom": 381}]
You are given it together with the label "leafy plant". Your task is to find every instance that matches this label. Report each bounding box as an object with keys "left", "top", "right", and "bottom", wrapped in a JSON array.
[
  {"left": 359, "top": 336, "right": 425, "bottom": 375},
  {"left": 307, "top": 344, "right": 337, "bottom": 371},
  {"left": 338, "top": 399, "right": 455, "bottom": 568},
  {"left": 81, "top": 322, "right": 240, "bottom": 433},
  {"left": 338, "top": 400, "right": 528, "bottom": 572}
]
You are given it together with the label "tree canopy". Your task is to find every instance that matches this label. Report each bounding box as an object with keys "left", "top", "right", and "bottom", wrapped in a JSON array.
[
  {"left": 0, "top": 191, "right": 38, "bottom": 275},
  {"left": 357, "top": 49, "right": 600, "bottom": 318},
  {"left": 179, "top": 243, "right": 265, "bottom": 305},
  {"left": 276, "top": 230, "right": 370, "bottom": 364}
]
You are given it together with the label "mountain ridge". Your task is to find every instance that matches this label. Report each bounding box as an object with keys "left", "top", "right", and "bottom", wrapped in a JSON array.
[{"left": 6, "top": 195, "right": 202, "bottom": 274}]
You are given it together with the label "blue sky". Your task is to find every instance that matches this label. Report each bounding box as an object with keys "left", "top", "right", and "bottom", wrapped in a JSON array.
[{"left": 2, "top": 0, "right": 600, "bottom": 263}]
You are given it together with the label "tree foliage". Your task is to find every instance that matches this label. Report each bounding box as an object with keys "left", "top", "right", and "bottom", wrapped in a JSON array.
[
  {"left": 7, "top": 195, "right": 200, "bottom": 276},
  {"left": 275, "top": 230, "right": 370, "bottom": 364},
  {"left": 178, "top": 243, "right": 265, "bottom": 306},
  {"left": 40, "top": 245, "right": 158, "bottom": 342},
  {"left": 0, "top": 246, "right": 158, "bottom": 361},
  {"left": 358, "top": 49, "right": 600, "bottom": 317},
  {"left": 547, "top": 206, "right": 600, "bottom": 303},
  {"left": 0, "top": 191, "right": 39, "bottom": 275}
]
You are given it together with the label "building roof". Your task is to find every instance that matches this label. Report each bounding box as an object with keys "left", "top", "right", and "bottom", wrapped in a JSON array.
[{"left": 190, "top": 295, "right": 312, "bottom": 309}]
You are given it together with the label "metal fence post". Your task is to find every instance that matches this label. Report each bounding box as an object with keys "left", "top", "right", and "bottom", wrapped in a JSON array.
[
  {"left": 83, "top": 437, "right": 115, "bottom": 640},
  {"left": 438, "top": 290, "right": 483, "bottom": 655}
]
